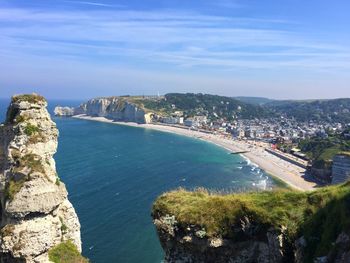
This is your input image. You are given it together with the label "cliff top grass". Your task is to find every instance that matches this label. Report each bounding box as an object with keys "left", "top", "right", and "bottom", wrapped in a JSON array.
[
  {"left": 153, "top": 183, "right": 350, "bottom": 259},
  {"left": 11, "top": 94, "right": 46, "bottom": 104},
  {"left": 48, "top": 241, "right": 89, "bottom": 263},
  {"left": 339, "top": 151, "right": 350, "bottom": 157}
]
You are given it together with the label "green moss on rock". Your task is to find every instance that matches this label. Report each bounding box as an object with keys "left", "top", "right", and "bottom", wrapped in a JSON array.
[
  {"left": 12, "top": 94, "right": 46, "bottom": 104},
  {"left": 48, "top": 241, "right": 88, "bottom": 263},
  {"left": 24, "top": 123, "right": 40, "bottom": 136},
  {"left": 5, "top": 178, "right": 27, "bottom": 201}
]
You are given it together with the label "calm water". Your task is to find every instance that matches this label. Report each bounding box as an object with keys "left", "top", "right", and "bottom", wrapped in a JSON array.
[{"left": 0, "top": 99, "right": 277, "bottom": 263}]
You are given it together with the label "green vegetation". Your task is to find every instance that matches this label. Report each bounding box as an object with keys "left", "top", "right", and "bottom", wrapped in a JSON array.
[
  {"left": 5, "top": 178, "right": 27, "bottom": 201},
  {"left": 48, "top": 241, "right": 89, "bottom": 263},
  {"left": 299, "top": 133, "right": 350, "bottom": 169},
  {"left": 24, "top": 123, "right": 40, "bottom": 136},
  {"left": 267, "top": 98, "right": 350, "bottom": 123},
  {"left": 153, "top": 183, "right": 350, "bottom": 261},
  {"left": 59, "top": 217, "right": 68, "bottom": 235},
  {"left": 131, "top": 93, "right": 271, "bottom": 120},
  {"left": 6, "top": 153, "right": 46, "bottom": 200},
  {"left": 14, "top": 153, "right": 45, "bottom": 174},
  {"left": 11, "top": 94, "right": 46, "bottom": 104},
  {"left": 15, "top": 114, "right": 28, "bottom": 123}
]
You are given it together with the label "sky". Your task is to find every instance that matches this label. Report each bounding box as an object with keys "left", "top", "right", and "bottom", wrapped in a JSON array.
[{"left": 0, "top": 0, "right": 349, "bottom": 100}]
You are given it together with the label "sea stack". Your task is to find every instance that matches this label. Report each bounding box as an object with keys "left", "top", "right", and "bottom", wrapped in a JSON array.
[{"left": 0, "top": 94, "right": 83, "bottom": 262}]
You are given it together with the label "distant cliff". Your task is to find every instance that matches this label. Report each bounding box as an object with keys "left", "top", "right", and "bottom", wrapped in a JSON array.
[
  {"left": 0, "top": 94, "right": 87, "bottom": 262},
  {"left": 152, "top": 186, "right": 350, "bottom": 263},
  {"left": 55, "top": 97, "right": 151, "bottom": 123}
]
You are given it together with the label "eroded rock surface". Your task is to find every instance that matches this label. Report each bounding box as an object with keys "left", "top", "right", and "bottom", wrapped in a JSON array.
[
  {"left": 0, "top": 95, "right": 82, "bottom": 262},
  {"left": 154, "top": 215, "right": 285, "bottom": 263}
]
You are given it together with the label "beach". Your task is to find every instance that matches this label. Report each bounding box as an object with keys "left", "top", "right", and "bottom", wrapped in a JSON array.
[{"left": 73, "top": 115, "right": 317, "bottom": 191}]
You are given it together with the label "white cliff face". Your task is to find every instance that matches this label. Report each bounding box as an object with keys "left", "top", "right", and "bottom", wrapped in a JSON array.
[
  {"left": 0, "top": 95, "right": 82, "bottom": 262},
  {"left": 77, "top": 97, "right": 149, "bottom": 123},
  {"left": 54, "top": 106, "right": 75, "bottom": 116}
]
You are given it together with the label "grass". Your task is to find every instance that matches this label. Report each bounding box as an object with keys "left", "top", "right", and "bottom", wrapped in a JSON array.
[
  {"left": 12, "top": 94, "right": 46, "bottom": 104},
  {"left": 59, "top": 217, "right": 68, "bottom": 235},
  {"left": 5, "top": 178, "right": 27, "bottom": 201},
  {"left": 153, "top": 183, "right": 350, "bottom": 260},
  {"left": 48, "top": 241, "right": 89, "bottom": 263},
  {"left": 14, "top": 153, "right": 45, "bottom": 174},
  {"left": 6, "top": 153, "right": 46, "bottom": 200},
  {"left": 24, "top": 123, "right": 40, "bottom": 136},
  {"left": 15, "top": 114, "right": 29, "bottom": 123}
]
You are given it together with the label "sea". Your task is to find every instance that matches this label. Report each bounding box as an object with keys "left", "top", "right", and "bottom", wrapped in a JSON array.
[{"left": 0, "top": 99, "right": 278, "bottom": 263}]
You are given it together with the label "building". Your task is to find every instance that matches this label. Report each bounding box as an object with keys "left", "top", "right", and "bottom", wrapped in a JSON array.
[
  {"left": 162, "top": 117, "right": 183, "bottom": 125},
  {"left": 332, "top": 153, "right": 350, "bottom": 184},
  {"left": 184, "top": 118, "right": 198, "bottom": 127}
]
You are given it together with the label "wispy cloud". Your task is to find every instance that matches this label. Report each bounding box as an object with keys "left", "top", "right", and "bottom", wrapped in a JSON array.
[
  {"left": 64, "top": 1, "right": 124, "bottom": 8},
  {"left": 0, "top": 6, "right": 348, "bottom": 71},
  {"left": 0, "top": 3, "right": 349, "bottom": 99}
]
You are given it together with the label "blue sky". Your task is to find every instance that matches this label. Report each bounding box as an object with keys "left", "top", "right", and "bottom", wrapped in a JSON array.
[{"left": 0, "top": 0, "right": 349, "bottom": 99}]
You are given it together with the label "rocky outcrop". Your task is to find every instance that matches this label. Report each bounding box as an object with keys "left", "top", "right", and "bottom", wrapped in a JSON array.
[
  {"left": 53, "top": 106, "right": 75, "bottom": 116},
  {"left": 153, "top": 187, "right": 350, "bottom": 263},
  {"left": 60, "top": 97, "right": 151, "bottom": 123},
  {"left": 154, "top": 215, "right": 286, "bottom": 263},
  {"left": 0, "top": 94, "right": 82, "bottom": 262}
]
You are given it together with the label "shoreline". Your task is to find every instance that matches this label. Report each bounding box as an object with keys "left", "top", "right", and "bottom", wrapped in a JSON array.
[{"left": 72, "top": 115, "right": 317, "bottom": 191}]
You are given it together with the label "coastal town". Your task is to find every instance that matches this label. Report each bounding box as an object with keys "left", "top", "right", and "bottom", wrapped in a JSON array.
[
  {"left": 54, "top": 93, "right": 350, "bottom": 191},
  {"left": 153, "top": 109, "right": 350, "bottom": 187}
]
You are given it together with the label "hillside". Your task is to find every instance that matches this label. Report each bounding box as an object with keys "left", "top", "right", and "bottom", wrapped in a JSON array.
[
  {"left": 234, "top": 96, "right": 275, "bottom": 105},
  {"left": 267, "top": 98, "right": 350, "bottom": 123},
  {"left": 132, "top": 93, "right": 271, "bottom": 120},
  {"left": 152, "top": 184, "right": 350, "bottom": 262},
  {"left": 298, "top": 130, "right": 350, "bottom": 169}
]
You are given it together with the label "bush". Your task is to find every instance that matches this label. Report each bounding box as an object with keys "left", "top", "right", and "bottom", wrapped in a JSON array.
[
  {"left": 5, "top": 178, "right": 26, "bottom": 201},
  {"left": 48, "top": 241, "right": 89, "bottom": 263},
  {"left": 15, "top": 114, "right": 28, "bottom": 123},
  {"left": 14, "top": 153, "right": 45, "bottom": 174},
  {"left": 12, "top": 94, "right": 46, "bottom": 104},
  {"left": 24, "top": 124, "right": 40, "bottom": 136}
]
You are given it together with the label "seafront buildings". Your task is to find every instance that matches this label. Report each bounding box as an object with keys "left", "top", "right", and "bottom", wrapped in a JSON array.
[{"left": 156, "top": 112, "right": 350, "bottom": 185}]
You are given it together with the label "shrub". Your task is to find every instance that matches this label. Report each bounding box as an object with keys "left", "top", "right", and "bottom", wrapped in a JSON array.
[
  {"left": 48, "top": 241, "right": 89, "bottom": 263},
  {"left": 12, "top": 94, "right": 46, "bottom": 104},
  {"left": 59, "top": 217, "right": 68, "bottom": 235},
  {"left": 5, "top": 178, "right": 26, "bottom": 201},
  {"left": 14, "top": 153, "right": 45, "bottom": 174},
  {"left": 24, "top": 124, "right": 40, "bottom": 136},
  {"left": 15, "top": 114, "right": 28, "bottom": 123}
]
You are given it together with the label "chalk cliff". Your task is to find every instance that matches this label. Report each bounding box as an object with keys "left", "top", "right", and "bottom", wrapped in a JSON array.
[
  {"left": 0, "top": 94, "right": 84, "bottom": 262},
  {"left": 53, "top": 106, "right": 75, "bottom": 117},
  {"left": 55, "top": 97, "right": 150, "bottom": 123}
]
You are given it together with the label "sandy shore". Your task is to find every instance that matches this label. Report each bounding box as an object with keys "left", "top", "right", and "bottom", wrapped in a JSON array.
[{"left": 73, "top": 115, "right": 317, "bottom": 191}]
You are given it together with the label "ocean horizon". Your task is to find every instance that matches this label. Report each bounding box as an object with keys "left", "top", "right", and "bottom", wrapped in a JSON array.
[{"left": 0, "top": 99, "right": 278, "bottom": 262}]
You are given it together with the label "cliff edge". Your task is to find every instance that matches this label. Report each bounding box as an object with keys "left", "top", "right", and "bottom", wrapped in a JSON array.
[
  {"left": 0, "top": 94, "right": 87, "bottom": 262},
  {"left": 152, "top": 186, "right": 350, "bottom": 263},
  {"left": 55, "top": 96, "right": 151, "bottom": 123}
]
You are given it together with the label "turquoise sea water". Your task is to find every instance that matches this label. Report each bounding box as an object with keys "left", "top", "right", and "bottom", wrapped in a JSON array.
[{"left": 0, "top": 99, "right": 277, "bottom": 262}]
